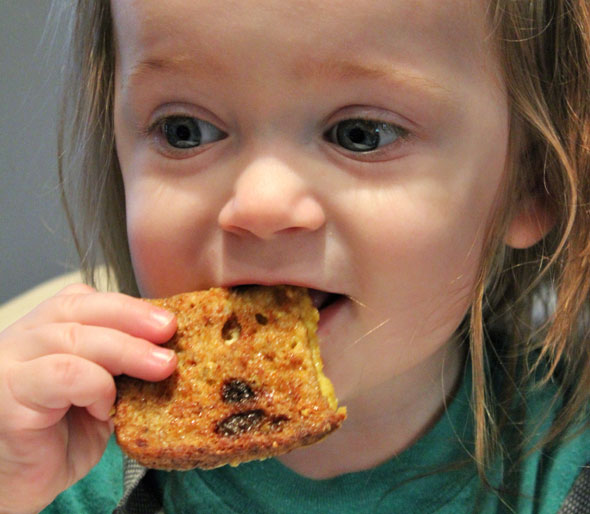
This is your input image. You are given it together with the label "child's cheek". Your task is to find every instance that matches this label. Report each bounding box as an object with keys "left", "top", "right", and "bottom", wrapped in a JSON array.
[
  {"left": 125, "top": 195, "right": 172, "bottom": 298},
  {"left": 123, "top": 178, "right": 206, "bottom": 298},
  {"left": 349, "top": 169, "right": 493, "bottom": 326}
]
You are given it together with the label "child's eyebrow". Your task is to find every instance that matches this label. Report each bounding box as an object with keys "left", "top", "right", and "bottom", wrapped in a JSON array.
[
  {"left": 122, "top": 55, "right": 455, "bottom": 106},
  {"left": 293, "top": 58, "right": 455, "bottom": 101},
  {"left": 122, "top": 55, "right": 227, "bottom": 89}
]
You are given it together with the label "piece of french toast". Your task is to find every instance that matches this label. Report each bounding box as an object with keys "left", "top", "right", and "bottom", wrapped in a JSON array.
[{"left": 113, "top": 285, "right": 346, "bottom": 470}]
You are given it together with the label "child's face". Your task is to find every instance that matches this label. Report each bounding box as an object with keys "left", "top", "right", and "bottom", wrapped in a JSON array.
[{"left": 112, "top": 0, "right": 509, "bottom": 399}]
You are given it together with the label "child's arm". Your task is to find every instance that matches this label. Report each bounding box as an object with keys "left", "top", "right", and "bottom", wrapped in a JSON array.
[{"left": 0, "top": 284, "right": 177, "bottom": 514}]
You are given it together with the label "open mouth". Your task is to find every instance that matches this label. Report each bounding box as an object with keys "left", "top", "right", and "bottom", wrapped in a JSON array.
[
  {"left": 307, "top": 289, "right": 344, "bottom": 311},
  {"left": 229, "top": 284, "right": 344, "bottom": 312}
]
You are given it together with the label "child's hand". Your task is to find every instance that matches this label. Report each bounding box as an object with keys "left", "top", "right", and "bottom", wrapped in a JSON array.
[{"left": 0, "top": 284, "right": 177, "bottom": 513}]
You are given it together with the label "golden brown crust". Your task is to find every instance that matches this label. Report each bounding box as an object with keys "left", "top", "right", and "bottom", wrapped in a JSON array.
[{"left": 114, "top": 286, "right": 346, "bottom": 470}]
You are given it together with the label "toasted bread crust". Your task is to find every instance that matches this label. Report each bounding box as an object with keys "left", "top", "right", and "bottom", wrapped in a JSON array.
[{"left": 114, "top": 286, "right": 346, "bottom": 470}]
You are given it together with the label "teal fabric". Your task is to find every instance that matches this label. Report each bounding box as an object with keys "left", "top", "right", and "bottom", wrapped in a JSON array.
[
  {"left": 42, "top": 436, "right": 124, "bottom": 514},
  {"left": 43, "top": 363, "right": 590, "bottom": 513}
]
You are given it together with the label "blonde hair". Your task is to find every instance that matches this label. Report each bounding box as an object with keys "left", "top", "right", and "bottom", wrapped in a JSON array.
[
  {"left": 470, "top": 0, "right": 590, "bottom": 477},
  {"left": 54, "top": 0, "right": 136, "bottom": 295},
  {"left": 55, "top": 0, "right": 590, "bottom": 479}
]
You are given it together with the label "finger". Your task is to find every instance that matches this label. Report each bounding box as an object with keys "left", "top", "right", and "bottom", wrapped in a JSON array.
[
  {"left": 55, "top": 283, "right": 96, "bottom": 296},
  {"left": 24, "top": 290, "right": 176, "bottom": 342},
  {"left": 7, "top": 355, "right": 117, "bottom": 428},
  {"left": 15, "top": 323, "right": 177, "bottom": 381},
  {"left": 65, "top": 407, "right": 115, "bottom": 476}
]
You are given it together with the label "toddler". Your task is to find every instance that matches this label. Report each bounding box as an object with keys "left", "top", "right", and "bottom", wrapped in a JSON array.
[{"left": 1, "top": 0, "right": 589, "bottom": 512}]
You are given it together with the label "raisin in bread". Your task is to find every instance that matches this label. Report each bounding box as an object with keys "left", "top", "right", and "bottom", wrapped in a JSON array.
[{"left": 113, "top": 285, "right": 346, "bottom": 470}]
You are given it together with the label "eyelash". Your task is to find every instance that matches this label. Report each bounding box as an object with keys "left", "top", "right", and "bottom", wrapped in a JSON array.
[
  {"left": 323, "top": 118, "right": 409, "bottom": 156},
  {"left": 145, "top": 115, "right": 228, "bottom": 158},
  {"left": 144, "top": 114, "right": 410, "bottom": 160}
]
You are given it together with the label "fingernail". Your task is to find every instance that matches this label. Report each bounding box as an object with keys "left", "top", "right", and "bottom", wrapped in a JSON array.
[
  {"left": 150, "top": 308, "right": 175, "bottom": 327},
  {"left": 151, "top": 347, "right": 176, "bottom": 366}
]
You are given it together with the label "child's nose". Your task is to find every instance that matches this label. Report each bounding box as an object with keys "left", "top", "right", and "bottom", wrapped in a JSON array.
[{"left": 218, "top": 156, "right": 326, "bottom": 239}]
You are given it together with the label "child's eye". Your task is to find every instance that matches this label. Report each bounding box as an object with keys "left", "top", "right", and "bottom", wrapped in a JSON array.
[
  {"left": 159, "top": 115, "right": 227, "bottom": 149},
  {"left": 324, "top": 119, "right": 406, "bottom": 153}
]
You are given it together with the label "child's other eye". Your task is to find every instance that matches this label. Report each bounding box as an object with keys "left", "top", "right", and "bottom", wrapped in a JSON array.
[
  {"left": 160, "top": 116, "right": 227, "bottom": 149},
  {"left": 324, "top": 119, "right": 406, "bottom": 153}
]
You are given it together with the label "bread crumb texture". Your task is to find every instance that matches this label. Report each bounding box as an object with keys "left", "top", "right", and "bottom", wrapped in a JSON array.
[{"left": 114, "top": 286, "right": 346, "bottom": 470}]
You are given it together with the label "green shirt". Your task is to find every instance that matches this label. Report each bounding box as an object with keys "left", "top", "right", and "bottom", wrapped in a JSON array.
[{"left": 43, "top": 365, "right": 590, "bottom": 513}]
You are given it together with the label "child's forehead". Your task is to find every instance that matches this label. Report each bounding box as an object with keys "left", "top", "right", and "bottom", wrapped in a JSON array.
[{"left": 112, "top": 0, "right": 495, "bottom": 74}]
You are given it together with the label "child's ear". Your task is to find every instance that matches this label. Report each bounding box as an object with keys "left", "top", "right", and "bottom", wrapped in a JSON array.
[{"left": 504, "top": 196, "right": 556, "bottom": 249}]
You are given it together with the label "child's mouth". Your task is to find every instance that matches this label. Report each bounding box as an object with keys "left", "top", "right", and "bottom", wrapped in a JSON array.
[
  {"left": 307, "top": 289, "right": 343, "bottom": 312},
  {"left": 229, "top": 284, "right": 344, "bottom": 312}
]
